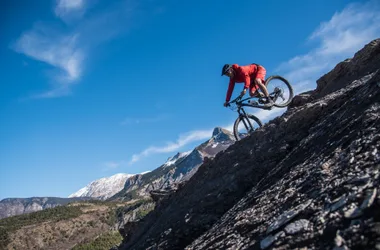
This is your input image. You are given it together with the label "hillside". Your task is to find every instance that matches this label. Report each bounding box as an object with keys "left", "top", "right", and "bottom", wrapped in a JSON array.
[
  {"left": 0, "top": 197, "right": 95, "bottom": 219},
  {"left": 0, "top": 200, "right": 136, "bottom": 250},
  {"left": 117, "top": 39, "right": 380, "bottom": 249}
]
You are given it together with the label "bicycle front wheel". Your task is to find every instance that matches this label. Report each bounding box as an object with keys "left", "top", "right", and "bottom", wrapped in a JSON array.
[
  {"left": 265, "top": 75, "right": 294, "bottom": 107},
  {"left": 233, "top": 114, "right": 262, "bottom": 141}
]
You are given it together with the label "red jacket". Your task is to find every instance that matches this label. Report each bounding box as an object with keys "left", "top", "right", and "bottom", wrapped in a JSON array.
[{"left": 225, "top": 64, "right": 266, "bottom": 102}]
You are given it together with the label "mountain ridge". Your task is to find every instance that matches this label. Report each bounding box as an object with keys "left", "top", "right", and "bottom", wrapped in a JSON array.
[
  {"left": 69, "top": 173, "right": 136, "bottom": 200},
  {"left": 110, "top": 126, "right": 236, "bottom": 201},
  {"left": 0, "top": 197, "right": 94, "bottom": 219}
]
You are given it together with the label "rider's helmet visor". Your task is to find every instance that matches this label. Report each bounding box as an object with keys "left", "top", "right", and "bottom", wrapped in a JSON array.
[{"left": 224, "top": 68, "right": 233, "bottom": 77}]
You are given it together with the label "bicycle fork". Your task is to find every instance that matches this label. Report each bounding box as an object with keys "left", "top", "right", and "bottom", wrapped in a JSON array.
[{"left": 238, "top": 108, "right": 255, "bottom": 133}]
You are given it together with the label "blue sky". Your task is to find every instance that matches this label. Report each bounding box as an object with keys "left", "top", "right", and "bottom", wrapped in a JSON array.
[{"left": 1, "top": 0, "right": 379, "bottom": 199}]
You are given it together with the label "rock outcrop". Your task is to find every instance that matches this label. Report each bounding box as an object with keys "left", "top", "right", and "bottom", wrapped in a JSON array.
[
  {"left": 117, "top": 39, "right": 380, "bottom": 250},
  {"left": 315, "top": 39, "right": 380, "bottom": 98}
]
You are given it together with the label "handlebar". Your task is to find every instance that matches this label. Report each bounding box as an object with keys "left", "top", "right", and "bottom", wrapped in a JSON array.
[
  {"left": 225, "top": 96, "right": 241, "bottom": 107},
  {"left": 227, "top": 95, "right": 252, "bottom": 106},
  {"left": 226, "top": 95, "right": 269, "bottom": 110},
  {"left": 229, "top": 95, "right": 242, "bottom": 104}
]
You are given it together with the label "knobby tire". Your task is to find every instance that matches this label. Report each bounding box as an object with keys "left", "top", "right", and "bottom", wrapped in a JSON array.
[{"left": 233, "top": 114, "right": 262, "bottom": 141}]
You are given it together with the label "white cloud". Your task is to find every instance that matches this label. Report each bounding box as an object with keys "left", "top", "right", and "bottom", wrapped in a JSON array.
[
  {"left": 13, "top": 25, "right": 84, "bottom": 98},
  {"left": 12, "top": 0, "right": 138, "bottom": 98},
  {"left": 129, "top": 129, "right": 213, "bottom": 164},
  {"left": 276, "top": 0, "right": 380, "bottom": 95},
  {"left": 55, "top": 0, "right": 85, "bottom": 20}
]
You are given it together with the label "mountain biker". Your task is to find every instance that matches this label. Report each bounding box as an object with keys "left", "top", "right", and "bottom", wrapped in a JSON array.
[{"left": 222, "top": 63, "right": 274, "bottom": 107}]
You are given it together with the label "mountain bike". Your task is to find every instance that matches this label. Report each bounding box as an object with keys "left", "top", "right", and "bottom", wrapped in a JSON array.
[{"left": 227, "top": 75, "right": 294, "bottom": 141}]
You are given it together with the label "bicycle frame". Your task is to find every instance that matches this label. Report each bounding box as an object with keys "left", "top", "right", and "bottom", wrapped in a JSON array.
[
  {"left": 237, "top": 106, "right": 256, "bottom": 133},
  {"left": 232, "top": 97, "right": 263, "bottom": 134}
]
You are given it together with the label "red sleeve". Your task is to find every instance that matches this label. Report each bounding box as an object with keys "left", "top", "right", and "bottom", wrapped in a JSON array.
[
  {"left": 244, "top": 75, "right": 251, "bottom": 89},
  {"left": 226, "top": 78, "right": 235, "bottom": 102}
]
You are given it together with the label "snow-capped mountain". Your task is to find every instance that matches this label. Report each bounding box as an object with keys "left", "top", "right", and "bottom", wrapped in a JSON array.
[
  {"left": 112, "top": 127, "right": 235, "bottom": 200},
  {"left": 163, "top": 151, "right": 191, "bottom": 168},
  {"left": 70, "top": 127, "right": 235, "bottom": 202},
  {"left": 69, "top": 173, "right": 135, "bottom": 200}
]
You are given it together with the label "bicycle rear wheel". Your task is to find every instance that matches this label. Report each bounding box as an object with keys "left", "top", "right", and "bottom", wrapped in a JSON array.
[
  {"left": 233, "top": 114, "right": 262, "bottom": 141},
  {"left": 265, "top": 75, "right": 294, "bottom": 107}
]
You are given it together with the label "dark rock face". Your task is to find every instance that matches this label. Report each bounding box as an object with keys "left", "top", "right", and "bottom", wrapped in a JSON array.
[
  {"left": 288, "top": 90, "right": 314, "bottom": 109},
  {"left": 315, "top": 39, "right": 380, "bottom": 98},
  {"left": 115, "top": 201, "right": 155, "bottom": 235},
  {"left": 117, "top": 39, "right": 380, "bottom": 250},
  {"left": 0, "top": 197, "right": 94, "bottom": 219}
]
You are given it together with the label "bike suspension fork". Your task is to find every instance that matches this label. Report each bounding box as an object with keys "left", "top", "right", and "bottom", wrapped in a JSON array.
[{"left": 239, "top": 108, "right": 255, "bottom": 132}]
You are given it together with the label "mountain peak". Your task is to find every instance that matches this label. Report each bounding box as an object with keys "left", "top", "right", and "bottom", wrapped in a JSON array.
[
  {"left": 69, "top": 173, "right": 135, "bottom": 200},
  {"left": 163, "top": 151, "right": 192, "bottom": 168},
  {"left": 212, "top": 127, "right": 226, "bottom": 137},
  {"left": 211, "top": 127, "right": 235, "bottom": 142}
]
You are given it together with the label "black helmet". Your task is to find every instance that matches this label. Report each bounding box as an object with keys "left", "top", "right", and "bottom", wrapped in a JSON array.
[{"left": 221, "top": 64, "right": 232, "bottom": 76}]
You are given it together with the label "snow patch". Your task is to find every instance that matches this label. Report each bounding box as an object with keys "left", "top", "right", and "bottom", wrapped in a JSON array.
[
  {"left": 68, "top": 173, "right": 134, "bottom": 199},
  {"left": 163, "top": 151, "right": 192, "bottom": 168}
]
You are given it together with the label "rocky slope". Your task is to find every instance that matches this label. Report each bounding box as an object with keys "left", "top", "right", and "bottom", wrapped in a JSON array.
[
  {"left": 69, "top": 173, "right": 135, "bottom": 200},
  {"left": 111, "top": 127, "right": 235, "bottom": 201},
  {"left": 0, "top": 197, "right": 94, "bottom": 219},
  {"left": 117, "top": 39, "right": 380, "bottom": 249}
]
